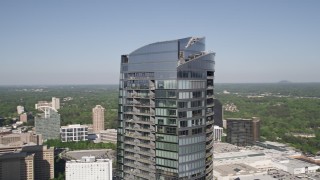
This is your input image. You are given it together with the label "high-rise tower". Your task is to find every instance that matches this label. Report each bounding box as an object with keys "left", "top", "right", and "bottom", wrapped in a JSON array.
[
  {"left": 117, "top": 37, "right": 215, "bottom": 180},
  {"left": 92, "top": 105, "right": 105, "bottom": 133}
]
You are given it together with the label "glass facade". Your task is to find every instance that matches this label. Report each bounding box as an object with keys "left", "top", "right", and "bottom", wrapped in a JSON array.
[
  {"left": 117, "top": 37, "right": 215, "bottom": 180},
  {"left": 35, "top": 108, "right": 61, "bottom": 140}
]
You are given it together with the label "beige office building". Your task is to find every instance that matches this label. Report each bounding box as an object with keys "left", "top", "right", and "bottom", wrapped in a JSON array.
[
  {"left": 0, "top": 145, "right": 54, "bottom": 180},
  {"left": 20, "top": 113, "right": 28, "bottom": 122},
  {"left": 0, "top": 152, "right": 34, "bottom": 180},
  {"left": 92, "top": 105, "right": 105, "bottom": 133},
  {"left": 100, "top": 129, "right": 117, "bottom": 143},
  {"left": 0, "top": 132, "right": 42, "bottom": 146}
]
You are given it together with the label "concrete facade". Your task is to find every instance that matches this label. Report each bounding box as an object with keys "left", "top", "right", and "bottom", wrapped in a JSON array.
[
  {"left": 65, "top": 156, "right": 112, "bottom": 180},
  {"left": 92, "top": 105, "right": 105, "bottom": 133}
]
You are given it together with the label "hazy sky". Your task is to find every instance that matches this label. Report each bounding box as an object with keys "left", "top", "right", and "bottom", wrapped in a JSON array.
[{"left": 1, "top": 0, "right": 319, "bottom": 85}]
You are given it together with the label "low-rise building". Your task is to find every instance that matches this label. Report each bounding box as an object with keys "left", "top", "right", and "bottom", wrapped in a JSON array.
[
  {"left": 99, "top": 129, "right": 117, "bottom": 143},
  {"left": 65, "top": 156, "right": 112, "bottom": 180},
  {"left": 0, "top": 132, "right": 42, "bottom": 146},
  {"left": 213, "top": 125, "right": 223, "bottom": 142},
  {"left": 213, "top": 163, "right": 273, "bottom": 180},
  {"left": 272, "top": 158, "right": 320, "bottom": 174},
  {"left": 60, "top": 124, "right": 88, "bottom": 142}
]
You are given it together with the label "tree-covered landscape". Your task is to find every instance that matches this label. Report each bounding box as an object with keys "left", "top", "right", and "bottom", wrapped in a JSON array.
[
  {"left": 1, "top": 83, "right": 320, "bottom": 154},
  {"left": 216, "top": 83, "right": 320, "bottom": 154},
  {"left": 0, "top": 85, "right": 119, "bottom": 128}
]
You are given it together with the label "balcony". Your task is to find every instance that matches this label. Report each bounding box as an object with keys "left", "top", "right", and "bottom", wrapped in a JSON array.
[
  {"left": 207, "top": 103, "right": 214, "bottom": 108},
  {"left": 206, "top": 94, "right": 214, "bottom": 98},
  {"left": 206, "top": 172, "right": 213, "bottom": 180},
  {"left": 206, "top": 134, "right": 213, "bottom": 142},
  {"left": 135, "top": 119, "right": 155, "bottom": 125},
  {"left": 206, "top": 120, "right": 214, "bottom": 126},
  {"left": 206, "top": 126, "right": 213, "bottom": 133},
  {"left": 206, "top": 85, "right": 214, "bottom": 89},
  {"left": 124, "top": 148, "right": 154, "bottom": 157},
  {"left": 205, "top": 163, "right": 213, "bottom": 174},
  {"left": 206, "top": 152, "right": 213, "bottom": 159},
  {"left": 206, "top": 158, "right": 213, "bottom": 167},
  {"left": 206, "top": 141, "right": 213, "bottom": 150},
  {"left": 124, "top": 169, "right": 153, "bottom": 180},
  {"left": 124, "top": 110, "right": 155, "bottom": 116},
  {"left": 125, "top": 126, "right": 153, "bottom": 133}
]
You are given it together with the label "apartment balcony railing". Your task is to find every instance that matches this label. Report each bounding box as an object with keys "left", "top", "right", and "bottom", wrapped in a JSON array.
[
  {"left": 206, "top": 126, "right": 213, "bottom": 133},
  {"left": 206, "top": 152, "right": 213, "bottom": 159},
  {"left": 125, "top": 126, "right": 152, "bottom": 133},
  {"left": 206, "top": 134, "right": 213, "bottom": 142},
  {"left": 206, "top": 103, "right": 214, "bottom": 108},
  {"left": 133, "top": 162, "right": 154, "bottom": 172},
  {"left": 206, "top": 94, "right": 214, "bottom": 98},
  {"left": 124, "top": 169, "right": 153, "bottom": 180},
  {"left": 206, "top": 85, "right": 214, "bottom": 89},
  {"left": 123, "top": 111, "right": 155, "bottom": 116},
  {"left": 206, "top": 141, "right": 213, "bottom": 150},
  {"left": 124, "top": 148, "right": 154, "bottom": 157},
  {"left": 205, "top": 163, "right": 213, "bottom": 174},
  {"left": 124, "top": 140, "right": 136, "bottom": 146},
  {"left": 206, "top": 120, "right": 214, "bottom": 126},
  {"left": 124, "top": 140, "right": 154, "bottom": 149},
  {"left": 124, "top": 162, "right": 136, "bottom": 169},
  {"left": 135, "top": 119, "right": 155, "bottom": 125},
  {"left": 139, "top": 142, "right": 155, "bottom": 149},
  {"left": 206, "top": 172, "right": 213, "bottom": 180}
]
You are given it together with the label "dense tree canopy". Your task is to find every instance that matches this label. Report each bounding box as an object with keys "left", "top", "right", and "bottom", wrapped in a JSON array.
[{"left": 1, "top": 83, "right": 320, "bottom": 154}]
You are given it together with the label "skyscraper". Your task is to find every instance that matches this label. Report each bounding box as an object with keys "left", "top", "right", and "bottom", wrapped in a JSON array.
[
  {"left": 35, "top": 107, "right": 60, "bottom": 140},
  {"left": 117, "top": 37, "right": 215, "bottom": 180},
  {"left": 213, "top": 99, "right": 223, "bottom": 127},
  {"left": 226, "top": 117, "right": 260, "bottom": 146},
  {"left": 52, "top": 97, "right": 60, "bottom": 110},
  {"left": 92, "top": 105, "right": 105, "bottom": 133}
]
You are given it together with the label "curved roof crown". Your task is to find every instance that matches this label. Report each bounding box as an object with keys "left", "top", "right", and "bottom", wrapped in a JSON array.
[{"left": 129, "top": 37, "right": 205, "bottom": 56}]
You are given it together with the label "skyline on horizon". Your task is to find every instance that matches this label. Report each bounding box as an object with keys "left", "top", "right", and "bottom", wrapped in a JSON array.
[{"left": 1, "top": 1, "right": 320, "bottom": 85}]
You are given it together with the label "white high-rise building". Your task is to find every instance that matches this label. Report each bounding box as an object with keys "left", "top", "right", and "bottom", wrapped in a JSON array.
[
  {"left": 35, "top": 97, "right": 60, "bottom": 111},
  {"left": 17, "top": 105, "right": 24, "bottom": 114},
  {"left": 65, "top": 156, "right": 112, "bottom": 180},
  {"left": 60, "top": 124, "right": 88, "bottom": 142},
  {"left": 214, "top": 125, "right": 223, "bottom": 141},
  {"left": 52, "top": 97, "right": 60, "bottom": 110}
]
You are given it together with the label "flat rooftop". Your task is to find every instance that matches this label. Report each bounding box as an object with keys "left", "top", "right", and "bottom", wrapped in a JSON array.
[
  {"left": 214, "top": 163, "right": 260, "bottom": 176},
  {"left": 64, "top": 149, "right": 115, "bottom": 160},
  {"left": 276, "top": 158, "right": 320, "bottom": 169},
  {"left": 213, "top": 142, "right": 241, "bottom": 153}
]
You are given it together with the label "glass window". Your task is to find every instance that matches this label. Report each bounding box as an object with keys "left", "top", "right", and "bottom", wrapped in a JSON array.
[{"left": 180, "top": 120, "right": 187, "bottom": 127}]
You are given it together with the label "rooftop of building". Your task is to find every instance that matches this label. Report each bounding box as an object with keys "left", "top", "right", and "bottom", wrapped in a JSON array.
[
  {"left": 64, "top": 149, "right": 115, "bottom": 161},
  {"left": 67, "top": 156, "right": 111, "bottom": 163},
  {"left": 213, "top": 125, "right": 223, "bottom": 129},
  {"left": 261, "top": 141, "right": 287, "bottom": 147},
  {"left": 274, "top": 158, "right": 320, "bottom": 169},
  {"left": 214, "top": 149, "right": 266, "bottom": 160},
  {"left": 61, "top": 124, "right": 88, "bottom": 128},
  {"left": 214, "top": 163, "right": 260, "bottom": 176},
  {"left": 226, "top": 118, "right": 253, "bottom": 121},
  {"left": 213, "top": 142, "right": 241, "bottom": 153},
  {"left": 100, "top": 129, "right": 117, "bottom": 133}
]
